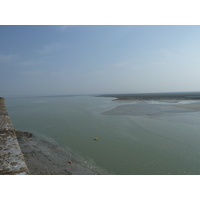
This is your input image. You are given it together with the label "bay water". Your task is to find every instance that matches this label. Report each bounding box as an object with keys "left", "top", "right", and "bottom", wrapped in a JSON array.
[{"left": 5, "top": 95, "right": 200, "bottom": 175}]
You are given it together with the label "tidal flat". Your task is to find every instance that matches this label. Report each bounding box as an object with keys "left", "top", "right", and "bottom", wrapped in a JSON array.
[{"left": 16, "top": 131, "right": 107, "bottom": 175}]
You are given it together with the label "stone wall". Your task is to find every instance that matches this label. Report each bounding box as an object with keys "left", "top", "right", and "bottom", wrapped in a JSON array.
[{"left": 0, "top": 97, "right": 29, "bottom": 175}]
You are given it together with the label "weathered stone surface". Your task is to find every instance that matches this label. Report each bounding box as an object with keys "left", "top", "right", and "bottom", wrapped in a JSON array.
[{"left": 0, "top": 97, "right": 29, "bottom": 175}]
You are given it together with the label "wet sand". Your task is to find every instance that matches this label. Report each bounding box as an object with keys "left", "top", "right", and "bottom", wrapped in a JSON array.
[
  {"left": 172, "top": 102, "right": 200, "bottom": 110},
  {"left": 16, "top": 131, "right": 103, "bottom": 175}
]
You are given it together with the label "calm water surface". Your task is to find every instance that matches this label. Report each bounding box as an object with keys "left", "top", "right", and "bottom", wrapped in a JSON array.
[{"left": 5, "top": 96, "right": 200, "bottom": 174}]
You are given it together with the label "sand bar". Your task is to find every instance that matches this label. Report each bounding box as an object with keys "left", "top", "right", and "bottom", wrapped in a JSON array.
[{"left": 172, "top": 102, "right": 200, "bottom": 111}]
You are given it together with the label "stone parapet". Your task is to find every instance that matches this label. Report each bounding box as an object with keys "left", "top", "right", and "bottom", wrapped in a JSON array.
[{"left": 0, "top": 97, "right": 29, "bottom": 175}]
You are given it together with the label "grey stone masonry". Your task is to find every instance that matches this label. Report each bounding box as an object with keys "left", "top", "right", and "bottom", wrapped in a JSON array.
[{"left": 0, "top": 97, "right": 29, "bottom": 175}]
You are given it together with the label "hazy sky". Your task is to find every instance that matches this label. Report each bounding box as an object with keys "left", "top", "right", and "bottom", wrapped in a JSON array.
[{"left": 1, "top": 25, "right": 200, "bottom": 96}]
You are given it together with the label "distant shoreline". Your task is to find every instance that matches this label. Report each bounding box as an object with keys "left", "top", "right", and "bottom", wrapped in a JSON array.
[
  {"left": 97, "top": 92, "right": 200, "bottom": 101},
  {"left": 98, "top": 92, "right": 200, "bottom": 111}
]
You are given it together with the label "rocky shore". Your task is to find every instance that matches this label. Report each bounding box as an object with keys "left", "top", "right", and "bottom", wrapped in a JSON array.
[{"left": 16, "top": 131, "right": 103, "bottom": 175}]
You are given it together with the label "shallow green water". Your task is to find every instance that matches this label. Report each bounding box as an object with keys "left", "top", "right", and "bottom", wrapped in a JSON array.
[{"left": 5, "top": 96, "right": 200, "bottom": 174}]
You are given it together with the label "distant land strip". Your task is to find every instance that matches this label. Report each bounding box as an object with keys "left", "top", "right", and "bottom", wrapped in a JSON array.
[{"left": 97, "top": 92, "right": 200, "bottom": 101}]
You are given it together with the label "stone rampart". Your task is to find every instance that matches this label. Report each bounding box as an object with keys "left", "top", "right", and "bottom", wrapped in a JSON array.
[{"left": 0, "top": 97, "right": 29, "bottom": 175}]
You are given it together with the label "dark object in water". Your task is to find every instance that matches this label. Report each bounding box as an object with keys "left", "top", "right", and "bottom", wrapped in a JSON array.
[{"left": 94, "top": 138, "right": 98, "bottom": 140}]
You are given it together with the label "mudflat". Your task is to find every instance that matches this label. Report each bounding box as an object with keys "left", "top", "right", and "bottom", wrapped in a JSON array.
[{"left": 16, "top": 131, "right": 101, "bottom": 175}]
